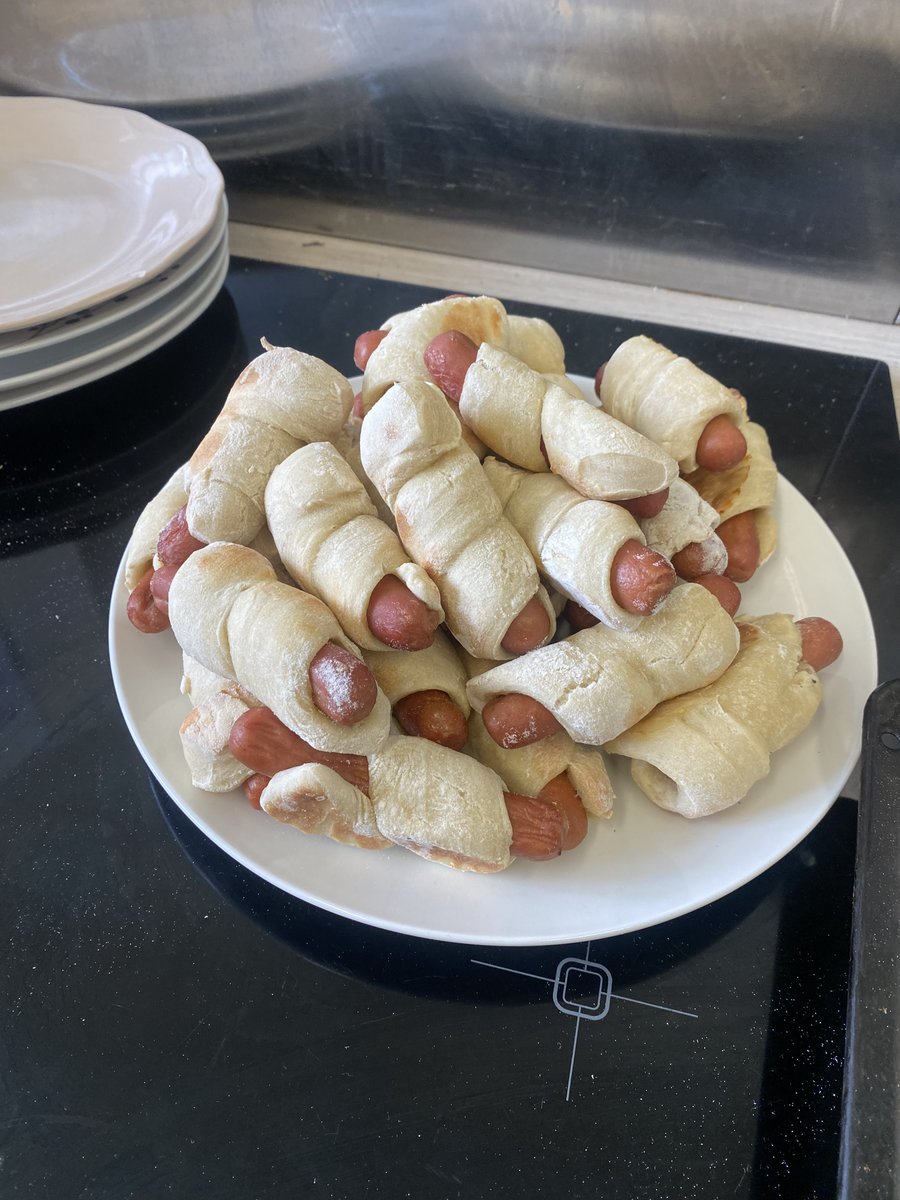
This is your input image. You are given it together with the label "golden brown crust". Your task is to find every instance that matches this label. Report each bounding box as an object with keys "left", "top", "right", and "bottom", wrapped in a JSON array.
[{"left": 261, "top": 764, "right": 391, "bottom": 850}]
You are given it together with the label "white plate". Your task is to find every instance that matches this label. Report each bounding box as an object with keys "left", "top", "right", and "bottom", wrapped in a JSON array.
[
  {"left": 108, "top": 376, "right": 877, "bottom": 945},
  {"left": 0, "top": 97, "right": 223, "bottom": 332},
  {"left": 0, "top": 235, "right": 229, "bottom": 412},
  {"left": 0, "top": 228, "right": 229, "bottom": 393},
  {"left": 0, "top": 197, "right": 229, "bottom": 366}
]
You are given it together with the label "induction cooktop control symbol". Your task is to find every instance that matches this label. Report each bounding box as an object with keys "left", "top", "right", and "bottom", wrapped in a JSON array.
[
  {"left": 552, "top": 957, "right": 612, "bottom": 1021},
  {"left": 471, "top": 943, "right": 697, "bottom": 1101}
]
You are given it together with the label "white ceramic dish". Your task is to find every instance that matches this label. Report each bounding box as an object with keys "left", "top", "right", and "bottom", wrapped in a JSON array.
[
  {"left": 0, "top": 197, "right": 229, "bottom": 367},
  {"left": 108, "top": 373, "right": 877, "bottom": 946},
  {"left": 0, "top": 97, "right": 223, "bottom": 332},
  {"left": 0, "top": 229, "right": 229, "bottom": 393},
  {"left": 0, "top": 236, "right": 229, "bottom": 412}
]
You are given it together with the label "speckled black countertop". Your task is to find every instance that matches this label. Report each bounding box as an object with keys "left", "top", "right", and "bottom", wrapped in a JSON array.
[{"left": 2, "top": 259, "right": 898, "bottom": 1199}]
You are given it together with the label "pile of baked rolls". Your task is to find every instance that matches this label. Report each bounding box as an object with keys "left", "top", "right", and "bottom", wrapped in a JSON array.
[{"left": 123, "top": 296, "right": 843, "bottom": 874}]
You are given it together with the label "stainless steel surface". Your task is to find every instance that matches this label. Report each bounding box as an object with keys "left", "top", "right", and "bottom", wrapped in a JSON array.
[{"left": 4, "top": 0, "right": 899, "bottom": 320}]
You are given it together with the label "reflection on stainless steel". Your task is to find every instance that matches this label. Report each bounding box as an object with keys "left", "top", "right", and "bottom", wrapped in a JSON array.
[
  {"left": 461, "top": 0, "right": 900, "bottom": 136},
  {"left": 2, "top": 0, "right": 899, "bottom": 319}
]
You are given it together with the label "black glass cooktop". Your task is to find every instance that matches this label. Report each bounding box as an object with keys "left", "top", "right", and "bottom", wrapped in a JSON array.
[{"left": 2, "top": 259, "right": 898, "bottom": 1199}]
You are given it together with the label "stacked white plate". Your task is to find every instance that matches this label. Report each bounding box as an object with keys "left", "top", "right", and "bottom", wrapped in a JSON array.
[{"left": 0, "top": 97, "right": 228, "bottom": 412}]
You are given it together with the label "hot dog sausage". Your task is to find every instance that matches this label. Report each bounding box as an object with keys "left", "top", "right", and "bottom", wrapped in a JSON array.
[
  {"left": 563, "top": 599, "right": 600, "bottom": 631},
  {"left": 366, "top": 574, "right": 442, "bottom": 651},
  {"left": 718, "top": 511, "right": 761, "bottom": 582},
  {"left": 796, "top": 617, "right": 843, "bottom": 671},
  {"left": 670, "top": 540, "right": 718, "bottom": 581},
  {"left": 610, "top": 539, "right": 676, "bottom": 616},
  {"left": 156, "top": 505, "right": 206, "bottom": 568},
  {"left": 229, "top": 706, "right": 371, "bottom": 792},
  {"left": 243, "top": 773, "right": 270, "bottom": 809},
  {"left": 593, "top": 362, "right": 607, "bottom": 397},
  {"left": 500, "top": 594, "right": 553, "bottom": 655},
  {"left": 353, "top": 329, "right": 388, "bottom": 372},
  {"left": 537, "top": 772, "right": 588, "bottom": 851},
  {"left": 148, "top": 563, "right": 178, "bottom": 618},
  {"left": 308, "top": 642, "right": 379, "bottom": 725},
  {"left": 126, "top": 567, "right": 170, "bottom": 633},
  {"left": 615, "top": 489, "right": 670, "bottom": 520},
  {"left": 693, "top": 572, "right": 741, "bottom": 617},
  {"left": 695, "top": 414, "right": 747, "bottom": 473},
  {"left": 393, "top": 690, "right": 469, "bottom": 751},
  {"left": 423, "top": 330, "right": 479, "bottom": 404},
  {"left": 503, "top": 791, "right": 564, "bottom": 860},
  {"left": 481, "top": 692, "right": 563, "bottom": 749}
]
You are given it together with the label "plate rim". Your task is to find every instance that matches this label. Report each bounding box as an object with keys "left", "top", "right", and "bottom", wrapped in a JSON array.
[
  {"left": 0, "top": 237, "right": 229, "bottom": 412},
  {"left": 0, "top": 230, "right": 230, "bottom": 391},
  {"left": 0, "top": 196, "right": 229, "bottom": 366}
]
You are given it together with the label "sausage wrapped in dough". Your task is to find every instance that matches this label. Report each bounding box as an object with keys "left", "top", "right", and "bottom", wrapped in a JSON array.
[
  {"left": 261, "top": 735, "right": 514, "bottom": 872},
  {"left": 599, "top": 335, "right": 748, "bottom": 473},
  {"left": 185, "top": 340, "right": 354, "bottom": 545},
  {"left": 639, "top": 477, "right": 728, "bottom": 578},
  {"left": 459, "top": 343, "right": 678, "bottom": 500},
  {"left": 167, "top": 541, "right": 391, "bottom": 755},
  {"left": 360, "top": 294, "right": 566, "bottom": 412},
  {"left": 606, "top": 614, "right": 822, "bottom": 817},
  {"left": 359, "top": 379, "right": 556, "bottom": 660},
  {"left": 467, "top": 583, "right": 739, "bottom": 746},
  {"left": 265, "top": 440, "right": 444, "bottom": 652},
  {"left": 483, "top": 457, "right": 661, "bottom": 631},
  {"left": 683, "top": 421, "right": 778, "bottom": 578}
]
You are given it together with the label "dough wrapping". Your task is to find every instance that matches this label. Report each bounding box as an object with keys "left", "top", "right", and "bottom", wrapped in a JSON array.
[
  {"left": 261, "top": 734, "right": 513, "bottom": 872},
  {"left": 265, "top": 441, "right": 444, "bottom": 651},
  {"left": 360, "top": 294, "right": 566, "bottom": 412},
  {"left": 466, "top": 583, "right": 740, "bottom": 745},
  {"left": 167, "top": 541, "right": 391, "bottom": 755},
  {"left": 185, "top": 340, "right": 354, "bottom": 545},
  {"left": 606, "top": 614, "right": 821, "bottom": 817},
  {"left": 180, "top": 652, "right": 260, "bottom": 709},
  {"left": 459, "top": 343, "right": 678, "bottom": 499},
  {"left": 483, "top": 456, "right": 647, "bottom": 631},
  {"left": 466, "top": 712, "right": 614, "bottom": 820},
  {"left": 332, "top": 416, "right": 396, "bottom": 526},
  {"left": 599, "top": 335, "right": 748, "bottom": 473},
  {"left": 506, "top": 314, "right": 567, "bottom": 374},
  {"left": 368, "top": 735, "right": 513, "bottom": 872},
  {"left": 639, "top": 477, "right": 727, "bottom": 576},
  {"left": 179, "top": 691, "right": 255, "bottom": 793},
  {"left": 123, "top": 464, "right": 187, "bottom": 591},
  {"left": 359, "top": 379, "right": 556, "bottom": 660},
  {"left": 362, "top": 628, "right": 470, "bottom": 714},
  {"left": 261, "top": 763, "right": 392, "bottom": 851}
]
